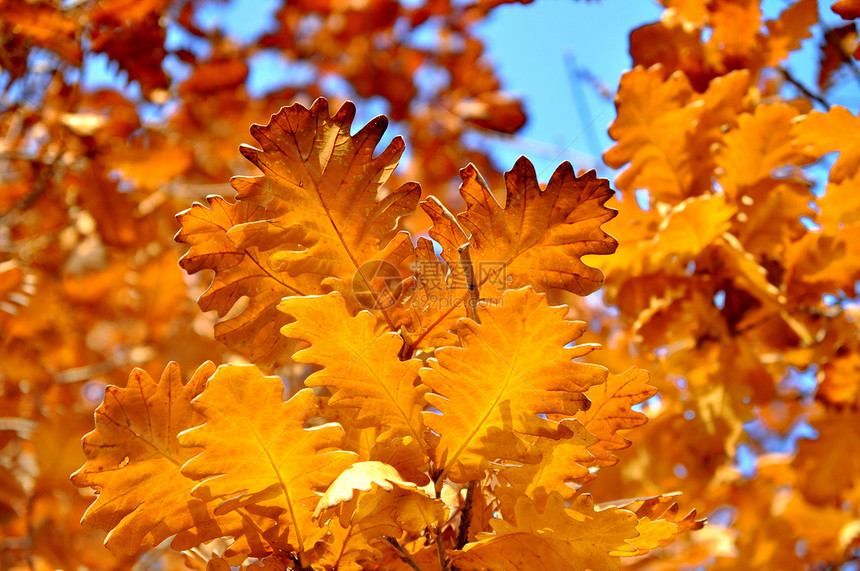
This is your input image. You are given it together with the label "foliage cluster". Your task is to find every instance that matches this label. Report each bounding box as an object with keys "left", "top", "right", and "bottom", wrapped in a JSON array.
[{"left": 2, "top": 0, "right": 860, "bottom": 569}]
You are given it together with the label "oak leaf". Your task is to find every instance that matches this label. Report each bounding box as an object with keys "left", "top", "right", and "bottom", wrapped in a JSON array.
[
  {"left": 651, "top": 193, "right": 735, "bottom": 261},
  {"left": 178, "top": 366, "right": 357, "bottom": 553},
  {"left": 604, "top": 65, "right": 703, "bottom": 201},
  {"left": 313, "top": 461, "right": 445, "bottom": 570},
  {"left": 765, "top": 0, "right": 818, "bottom": 65},
  {"left": 419, "top": 288, "right": 608, "bottom": 483},
  {"left": 716, "top": 103, "right": 812, "bottom": 199},
  {"left": 574, "top": 368, "right": 657, "bottom": 469},
  {"left": 450, "top": 492, "right": 638, "bottom": 570},
  {"left": 70, "top": 362, "right": 218, "bottom": 556},
  {"left": 279, "top": 292, "right": 427, "bottom": 443},
  {"left": 497, "top": 418, "right": 597, "bottom": 506},
  {"left": 227, "top": 98, "right": 419, "bottom": 316},
  {"left": 176, "top": 195, "right": 314, "bottom": 369},
  {"left": 792, "top": 105, "right": 860, "bottom": 183},
  {"left": 422, "top": 158, "right": 617, "bottom": 298}
]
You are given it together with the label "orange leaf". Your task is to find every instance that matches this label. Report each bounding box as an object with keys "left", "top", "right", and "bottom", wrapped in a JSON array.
[
  {"left": 279, "top": 292, "right": 427, "bottom": 443},
  {"left": 420, "top": 288, "right": 607, "bottom": 483},
  {"left": 574, "top": 368, "right": 657, "bottom": 469},
  {"left": 227, "top": 98, "right": 419, "bottom": 317},
  {"left": 70, "top": 362, "right": 220, "bottom": 556},
  {"left": 498, "top": 418, "right": 597, "bottom": 503},
  {"left": 0, "top": 1, "right": 81, "bottom": 64},
  {"left": 176, "top": 195, "right": 315, "bottom": 369},
  {"left": 423, "top": 158, "right": 617, "bottom": 298},
  {"left": 716, "top": 103, "right": 811, "bottom": 198},
  {"left": 179, "top": 365, "right": 357, "bottom": 552},
  {"left": 793, "top": 105, "right": 860, "bottom": 183},
  {"left": 652, "top": 193, "right": 735, "bottom": 260},
  {"left": 313, "top": 461, "right": 445, "bottom": 570},
  {"left": 833, "top": 0, "right": 860, "bottom": 19},
  {"left": 766, "top": 0, "right": 818, "bottom": 66},
  {"left": 604, "top": 65, "right": 702, "bottom": 201},
  {"left": 450, "top": 492, "right": 638, "bottom": 570}
]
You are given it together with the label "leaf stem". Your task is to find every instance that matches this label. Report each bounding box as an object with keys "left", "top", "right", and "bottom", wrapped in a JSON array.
[{"left": 384, "top": 536, "right": 425, "bottom": 571}]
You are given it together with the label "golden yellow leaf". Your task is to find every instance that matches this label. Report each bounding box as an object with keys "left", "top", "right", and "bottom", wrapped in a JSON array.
[
  {"left": 279, "top": 292, "right": 427, "bottom": 443},
  {"left": 817, "top": 169, "right": 860, "bottom": 231},
  {"left": 574, "top": 368, "right": 657, "bottom": 469},
  {"left": 70, "top": 362, "right": 220, "bottom": 556},
  {"left": 792, "top": 410, "right": 860, "bottom": 505},
  {"left": 314, "top": 462, "right": 445, "bottom": 571},
  {"left": 450, "top": 492, "right": 638, "bottom": 570},
  {"left": 498, "top": 419, "right": 597, "bottom": 504},
  {"left": 765, "top": 0, "right": 818, "bottom": 66},
  {"left": 179, "top": 365, "right": 357, "bottom": 553},
  {"left": 604, "top": 65, "right": 702, "bottom": 201},
  {"left": 652, "top": 193, "right": 735, "bottom": 261},
  {"left": 793, "top": 105, "right": 860, "bottom": 183},
  {"left": 716, "top": 103, "right": 811, "bottom": 199},
  {"left": 599, "top": 494, "right": 704, "bottom": 556},
  {"left": 422, "top": 158, "right": 617, "bottom": 298},
  {"left": 420, "top": 288, "right": 607, "bottom": 483}
]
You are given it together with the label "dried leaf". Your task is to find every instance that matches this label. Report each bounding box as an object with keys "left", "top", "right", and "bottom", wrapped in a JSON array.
[
  {"left": 574, "top": 368, "right": 657, "bottom": 469},
  {"left": 176, "top": 195, "right": 315, "bottom": 369}
]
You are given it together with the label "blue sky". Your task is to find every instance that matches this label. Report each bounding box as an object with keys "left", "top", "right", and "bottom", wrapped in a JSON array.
[{"left": 81, "top": 0, "right": 859, "bottom": 182}]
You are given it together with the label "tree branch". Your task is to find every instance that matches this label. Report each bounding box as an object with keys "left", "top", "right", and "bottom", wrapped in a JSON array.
[{"left": 778, "top": 66, "right": 831, "bottom": 109}]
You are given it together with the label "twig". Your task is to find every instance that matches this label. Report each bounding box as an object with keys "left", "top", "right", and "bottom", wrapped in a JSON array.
[
  {"left": 455, "top": 481, "right": 476, "bottom": 550},
  {"left": 457, "top": 243, "right": 481, "bottom": 324},
  {"left": 434, "top": 525, "right": 449, "bottom": 571},
  {"left": 778, "top": 66, "right": 831, "bottom": 109},
  {"left": 383, "top": 536, "right": 424, "bottom": 571}
]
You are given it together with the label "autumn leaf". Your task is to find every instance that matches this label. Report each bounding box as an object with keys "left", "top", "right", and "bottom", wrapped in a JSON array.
[
  {"left": 497, "top": 418, "right": 597, "bottom": 505},
  {"left": 422, "top": 158, "right": 617, "bottom": 298},
  {"left": 227, "top": 98, "right": 420, "bottom": 318},
  {"left": 450, "top": 492, "right": 638, "bottom": 570},
  {"left": 604, "top": 65, "right": 702, "bottom": 201},
  {"left": 178, "top": 365, "right": 357, "bottom": 554},
  {"left": 176, "top": 195, "right": 315, "bottom": 369},
  {"left": 598, "top": 494, "right": 705, "bottom": 556},
  {"left": 420, "top": 288, "right": 608, "bottom": 483},
  {"left": 0, "top": 1, "right": 82, "bottom": 64},
  {"left": 792, "top": 105, "right": 860, "bottom": 183},
  {"left": 717, "top": 103, "right": 812, "bottom": 199},
  {"left": 574, "top": 368, "right": 657, "bottom": 469},
  {"left": 765, "top": 0, "right": 818, "bottom": 66},
  {"left": 833, "top": 0, "right": 860, "bottom": 20},
  {"left": 70, "top": 362, "right": 218, "bottom": 556},
  {"left": 279, "top": 292, "right": 427, "bottom": 443},
  {"left": 313, "top": 461, "right": 445, "bottom": 570},
  {"left": 651, "top": 193, "right": 735, "bottom": 261}
]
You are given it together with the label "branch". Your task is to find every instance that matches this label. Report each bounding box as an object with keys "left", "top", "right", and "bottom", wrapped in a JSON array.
[
  {"left": 778, "top": 66, "right": 831, "bottom": 109},
  {"left": 383, "top": 536, "right": 424, "bottom": 571},
  {"left": 455, "top": 481, "right": 476, "bottom": 550}
]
